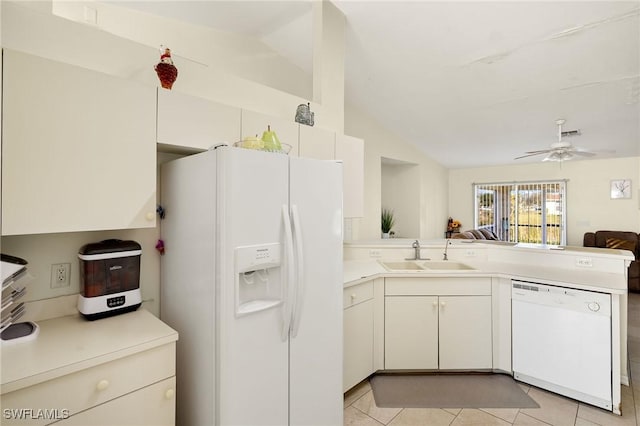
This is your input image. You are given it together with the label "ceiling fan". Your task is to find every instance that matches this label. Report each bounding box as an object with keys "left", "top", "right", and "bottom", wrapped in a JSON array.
[{"left": 515, "top": 119, "right": 607, "bottom": 162}]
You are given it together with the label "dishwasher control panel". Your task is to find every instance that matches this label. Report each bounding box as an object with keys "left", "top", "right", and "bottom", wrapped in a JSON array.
[{"left": 511, "top": 280, "right": 611, "bottom": 317}]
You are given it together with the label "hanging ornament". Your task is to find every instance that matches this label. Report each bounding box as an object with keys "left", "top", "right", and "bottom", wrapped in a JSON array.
[{"left": 154, "top": 46, "right": 178, "bottom": 90}]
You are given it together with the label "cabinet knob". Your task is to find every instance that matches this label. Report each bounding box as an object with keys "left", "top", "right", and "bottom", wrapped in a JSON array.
[
  {"left": 96, "top": 379, "right": 110, "bottom": 391},
  {"left": 351, "top": 294, "right": 356, "bottom": 300},
  {"left": 146, "top": 212, "right": 155, "bottom": 221},
  {"left": 440, "top": 301, "right": 446, "bottom": 307},
  {"left": 432, "top": 301, "right": 438, "bottom": 307},
  {"left": 165, "top": 388, "right": 175, "bottom": 400}
]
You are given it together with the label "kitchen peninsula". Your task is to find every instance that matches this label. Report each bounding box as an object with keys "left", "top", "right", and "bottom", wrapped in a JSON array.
[{"left": 342, "top": 239, "right": 633, "bottom": 415}]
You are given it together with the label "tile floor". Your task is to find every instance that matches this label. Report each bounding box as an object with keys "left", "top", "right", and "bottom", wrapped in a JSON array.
[{"left": 344, "top": 293, "right": 640, "bottom": 426}]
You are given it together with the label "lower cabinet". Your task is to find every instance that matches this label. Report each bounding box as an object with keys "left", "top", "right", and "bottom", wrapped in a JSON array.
[
  {"left": 384, "top": 277, "right": 493, "bottom": 370},
  {"left": 385, "top": 296, "right": 438, "bottom": 369},
  {"left": 1, "top": 343, "right": 176, "bottom": 426},
  {"left": 343, "top": 280, "right": 375, "bottom": 392},
  {"left": 439, "top": 295, "right": 492, "bottom": 369}
]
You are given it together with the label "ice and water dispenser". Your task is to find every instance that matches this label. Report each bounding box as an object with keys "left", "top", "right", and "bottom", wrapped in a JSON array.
[{"left": 235, "top": 243, "right": 282, "bottom": 316}]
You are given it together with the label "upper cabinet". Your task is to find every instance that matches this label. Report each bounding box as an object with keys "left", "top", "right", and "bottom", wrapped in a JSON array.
[
  {"left": 298, "top": 125, "right": 335, "bottom": 160},
  {"left": 156, "top": 89, "right": 241, "bottom": 151},
  {"left": 1, "top": 50, "right": 157, "bottom": 235},
  {"left": 336, "top": 134, "right": 364, "bottom": 218}
]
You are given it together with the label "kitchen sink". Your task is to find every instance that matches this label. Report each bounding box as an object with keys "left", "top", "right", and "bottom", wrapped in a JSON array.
[
  {"left": 421, "top": 261, "right": 474, "bottom": 270},
  {"left": 381, "top": 261, "right": 425, "bottom": 271},
  {"left": 380, "top": 261, "right": 475, "bottom": 271}
]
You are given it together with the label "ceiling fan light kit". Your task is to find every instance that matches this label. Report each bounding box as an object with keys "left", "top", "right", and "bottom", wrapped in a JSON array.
[{"left": 515, "top": 119, "right": 605, "bottom": 163}]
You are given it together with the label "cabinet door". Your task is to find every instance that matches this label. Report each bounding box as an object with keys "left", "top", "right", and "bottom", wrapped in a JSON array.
[
  {"left": 335, "top": 134, "right": 364, "bottom": 218},
  {"left": 56, "top": 377, "right": 176, "bottom": 426},
  {"left": 343, "top": 299, "right": 374, "bottom": 392},
  {"left": 439, "top": 296, "right": 492, "bottom": 369},
  {"left": 385, "top": 296, "right": 438, "bottom": 369},
  {"left": 2, "top": 50, "right": 156, "bottom": 235},
  {"left": 299, "top": 125, "right": 335, "bottom": 160},
  {"left": 156, "top": 88, "right": 241, "bottom": 151},
  {"left": 241, "top": 109, "right": 299, "bottom": 157}
]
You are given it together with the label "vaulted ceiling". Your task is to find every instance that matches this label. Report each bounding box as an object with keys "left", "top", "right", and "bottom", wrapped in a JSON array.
[{"left": 111, "top": 1, "right": 640, "bottom": 168}]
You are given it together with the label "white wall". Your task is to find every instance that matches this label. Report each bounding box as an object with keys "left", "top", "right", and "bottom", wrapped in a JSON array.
[
  {"left": 345, "top": 103, "right": 449, "bottom": 241},
  {"left": 2, "top": 1, "right": 345, "bottom": 132},
  {"left": 381, "top": 161, "right": 421, "bottom": 238},
  {"left": 1, "top": 229, "right": 161, "bottom": 314},
  {"left": 51, "top": 0, "right": 313, "bottom": 102},
  {"left": 449, "top": 156, "right": 640, "bottom": 246}
]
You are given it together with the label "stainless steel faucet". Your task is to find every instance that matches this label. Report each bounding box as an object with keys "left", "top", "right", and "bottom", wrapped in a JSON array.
[
  {"left": 443, "top": 239, "right": 452, "bottom": 261},
  {"left": 406, "top": 240, "right": 430, "bottom": 261}
]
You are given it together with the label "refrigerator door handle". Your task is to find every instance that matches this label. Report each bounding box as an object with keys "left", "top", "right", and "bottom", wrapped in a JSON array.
[
  {"left": 290, "top": 205, "right": 305, "bottom": 338},
  {"left": 281, "top": 205, "right": 296, "bottom": 342}
]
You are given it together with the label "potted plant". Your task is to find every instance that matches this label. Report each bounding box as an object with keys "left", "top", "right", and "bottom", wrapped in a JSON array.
[{"left": 381, "top": 208, "right": 395, "bottom": 239}]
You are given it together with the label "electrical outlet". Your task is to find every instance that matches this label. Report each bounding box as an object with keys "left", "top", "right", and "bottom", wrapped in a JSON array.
[
  {"left": 369, "top": 249, "right": 382, "bottom": 258},
  {"left": 576, "top": 257, "right": 593, "bottom": 268},
  {"left": 51, "top": 263, "right": 71, "bottom": 288}
]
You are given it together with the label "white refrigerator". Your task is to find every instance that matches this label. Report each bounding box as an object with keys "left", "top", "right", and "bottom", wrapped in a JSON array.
[{"left": 160, "top": 146, "right": 343, "bottom": 426}]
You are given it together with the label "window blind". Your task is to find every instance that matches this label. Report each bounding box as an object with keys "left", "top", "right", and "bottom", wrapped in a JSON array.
[{"left": 473, "top": 181, "right": 566, "bottom": 245}]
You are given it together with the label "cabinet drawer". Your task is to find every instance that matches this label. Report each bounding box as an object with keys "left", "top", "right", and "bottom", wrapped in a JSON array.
[
  {"left": 385, "top": 277, "right": 491, "bottom": 296},
  {"left": 343, "top": 281, "right": 374, "bottom": 308},
  {"left": 56, "top": 377, "right": 176, "bottom": 426},
  {"left": 1, "top": 343, "right": 175, "bottom": 426}
]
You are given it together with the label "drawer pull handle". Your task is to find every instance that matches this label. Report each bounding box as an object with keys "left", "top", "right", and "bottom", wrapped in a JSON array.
[
  {"left": 165, "top": 389, "right": 175, "bottom": 400},
  {"left": 351, "top": 294, "right": 356, "bottom": 300},
  {"left": 96, "top": 379, "right": 110, "bottom": 391}
]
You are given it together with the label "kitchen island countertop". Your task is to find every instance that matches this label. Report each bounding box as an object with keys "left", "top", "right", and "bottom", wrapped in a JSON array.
[{"left": 343, "top": 241, "right": 632, "bottom": 294}]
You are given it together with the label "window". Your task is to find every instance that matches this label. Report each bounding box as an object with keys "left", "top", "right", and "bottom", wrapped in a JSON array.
[{"left": 473, "top": 181, "right": 566, "bottom": 245}]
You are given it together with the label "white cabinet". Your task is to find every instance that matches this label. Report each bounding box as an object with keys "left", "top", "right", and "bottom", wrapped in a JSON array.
[
  {"left": 343, "top": 280, "right": 375, "bottom": 392},
  {"left": 241, "top": 109, "right": 300, "bottom": 157},
  {"left": 1, "top": 49, "right": 157, "bottom": 235},
  {"left": 299, "top": 124, "right": 335, "bottom": 160},
  {"left": 438, "top": 295, "right": 492, "bottom": 369},
  {"left": 385, "top": 295, "right": 438, "bottom": 369},
  {"left": 335, "top": 134, "right": 364, "bottom": 218},
  {"left": 56, "top": 377, "right": 176, "bottom": 426},
  {"left": 384, "top": 277, "right": 493, "bottom": 370},
  {"left": 157, "top": 88, "right": 241, "bottom": 151},
  {"left": 0, "top": 310, "right": 178, "bottom": 426}
]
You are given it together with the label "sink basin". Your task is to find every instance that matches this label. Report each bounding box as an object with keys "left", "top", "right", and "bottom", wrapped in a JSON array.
[
  {"left": 421, "top": 261, "right": 474, "bottom": 270},
  {"left": 381, "top": 261, "right": 425, "bottom": 271}
]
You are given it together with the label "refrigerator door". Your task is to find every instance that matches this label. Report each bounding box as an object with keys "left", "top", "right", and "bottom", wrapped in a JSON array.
[
  {"left": 160, "top": 150, "right": 218, "bottom": 426},
  {"left": 217, "top": 147, "right": 290, "bottom": 426},
  {"left": 288, "top": 157, "right": 343, "bottom": 425}
]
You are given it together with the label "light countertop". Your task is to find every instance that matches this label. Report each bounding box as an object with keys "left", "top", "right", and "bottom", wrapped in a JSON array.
[
  {"left": 343, "top": 258, "right": 629, "bottom": 294},
  {"left": 1, "top": 309, "right": 178, "bottom": 394}
]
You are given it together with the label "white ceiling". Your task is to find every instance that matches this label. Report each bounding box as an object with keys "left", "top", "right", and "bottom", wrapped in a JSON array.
[{"left": 112, "top": 1, "right": 640, "bottom": 169}]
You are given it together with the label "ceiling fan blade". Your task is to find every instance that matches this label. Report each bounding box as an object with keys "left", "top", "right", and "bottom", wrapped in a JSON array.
[
  {"left": 522, "top": 149, "right": 553, "bottom": 155},
  {"left": 571, "top": 151, "right": 596, "bottom": 157},
  {"left": 514, "top": 151, "right": 550, "bottom": 160},
  {"left": 575, "top": 148, "right": 616, "bottom": 154}
]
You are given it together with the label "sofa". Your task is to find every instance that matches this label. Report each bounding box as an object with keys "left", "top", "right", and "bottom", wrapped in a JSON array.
[
  {"left": 451, "top": 228, "right": 500, "bottom": 240},
  {"left": 583, "top": 230, "right": 639, "bottom": 293}
]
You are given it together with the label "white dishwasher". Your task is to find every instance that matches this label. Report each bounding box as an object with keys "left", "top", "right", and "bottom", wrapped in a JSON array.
[{"left": 511, "top": 280, "right": 612, "bottom": 411}]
